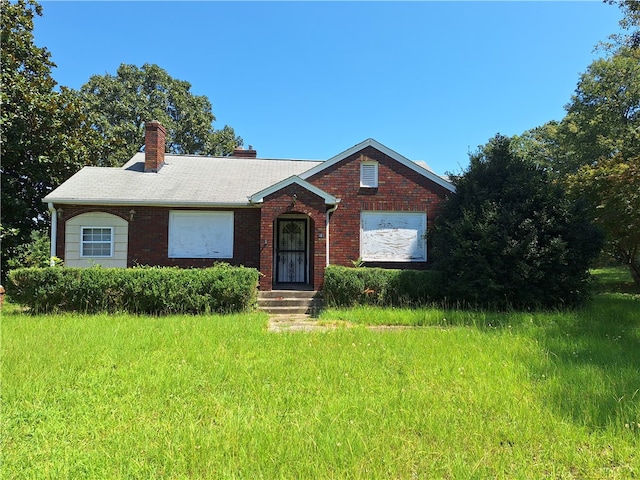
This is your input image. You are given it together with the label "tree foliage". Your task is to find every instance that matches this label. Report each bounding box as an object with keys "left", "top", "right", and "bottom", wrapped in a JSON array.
[
  {"left": 0, "top": 0, "right": 100, "bottom": 280},
  {"left": 561, "top": 46, "right": 640, "bottom": 169},
  {"left": 561, "top": 45, "right": 640, "bottom": 285},
  {"left": 514, "top": 2, "right": 640, "bottom": 285},
  {"left": 77, "top": 63, "right": 243, "bottom": 166},
  {"left": 568, "top": 154, "right": 640, "bottom": 285},
  {"left": 605, "top": 0, "right": 640, "bottom": 48},
  {"left": 6, "top": 231, "right": 56, "bottom": 269},
  {"left": 517, "top": 47, "right": 640, "bottom": 178},
  {"left": 432, "top": 135, "right": 602, "bottom": 310},
  {"left": 512, "top": 121, "right": 572, "bottom": 177}
]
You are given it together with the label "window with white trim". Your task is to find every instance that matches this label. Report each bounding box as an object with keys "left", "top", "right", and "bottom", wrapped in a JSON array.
[
  {"left": 168, "top": 211, "right": 234, "bottom": 258},
  {"left": 360, "top": 161, "right": 378, "bottom": 188},
  {"left": 360, "top": 212, "right": 427, "bottom": 261},
  {"left": 81, "top": 227, "right": 114, "bottom": 257}
]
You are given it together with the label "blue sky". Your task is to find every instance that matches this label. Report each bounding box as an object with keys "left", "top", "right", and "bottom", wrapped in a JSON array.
[{"left": 35, "top": 1, "right": 623, "bottom": 175}]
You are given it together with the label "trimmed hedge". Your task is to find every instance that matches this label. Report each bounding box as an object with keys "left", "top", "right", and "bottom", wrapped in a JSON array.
[
  {"left": 323, "top": 265, "right": 443, "bottom": 308},
  {"left": 8, "top": 264, "right": 259, "bottom": 315}
]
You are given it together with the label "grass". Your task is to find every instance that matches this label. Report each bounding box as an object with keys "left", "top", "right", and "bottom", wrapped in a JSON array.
[
  {"left": 1, "top": 268, "right": 639, "bottom": 478},
  {"left": 592, "top": 266, "right": 640, "bottom": 293}
]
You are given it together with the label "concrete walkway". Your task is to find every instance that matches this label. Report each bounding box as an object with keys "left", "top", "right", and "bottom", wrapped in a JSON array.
[
  {"left": 267, "top": 314, "right": 345, "bottom": 333},
  {"left": 266, "top": 314, "right": 415, "bottom": 333}
]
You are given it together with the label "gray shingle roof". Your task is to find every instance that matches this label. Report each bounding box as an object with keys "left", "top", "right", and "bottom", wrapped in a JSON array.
[
  {"left": 43, "top": 153, "right": 323, "bottom": 206},
  {"left": 43, "top": 138, "right": 455, "bottom": 206}
]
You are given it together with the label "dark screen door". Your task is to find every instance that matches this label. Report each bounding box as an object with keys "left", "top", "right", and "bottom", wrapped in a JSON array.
[{"left": 276, "top": 219, "right": 307, "bottom": 284}]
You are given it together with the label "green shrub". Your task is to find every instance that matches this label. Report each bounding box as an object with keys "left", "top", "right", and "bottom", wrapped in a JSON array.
[
  {"left": 431, "top": 135, "right": 602, "bottom": 310},
  {"left": 323, "top": 265, "right": 443, "bottom": 308},
  {"left": 7, "top": 265, "right": 259, "bottom": 315},
  {"left": 386, "top": 269, "right": 444, "bottom": 305},
  {"left": 6, "top": 230, "right": 56, "bottom": 270}
]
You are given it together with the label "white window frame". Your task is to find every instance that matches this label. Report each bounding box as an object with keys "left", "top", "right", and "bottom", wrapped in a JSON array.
[
  {"left": 360, "top": 161, "right": 379, "bottom": 188},
  {"left": 168, "top": 211, "right": 234, "bottom": 259},
  {"left": 80, "top": 226, "right": 114, "bottom": 258},
  {"left": 360, "top": 211, "right": 427, "bottom": 262}
]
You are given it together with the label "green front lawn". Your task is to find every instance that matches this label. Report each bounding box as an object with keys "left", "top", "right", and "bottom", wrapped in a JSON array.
[{"left": 1, "top": 269, "right": 638, "bottom": 478}]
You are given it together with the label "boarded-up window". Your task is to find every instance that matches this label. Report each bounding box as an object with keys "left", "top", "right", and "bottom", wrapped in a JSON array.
[
  {"left": 360, "top": 161, "right": 378, "bottom": 188},
  {"left": 360, "top": 211, "right": 426, "bottom": 261},
  {"left": 168, "top": 211, "right": 233, "bottom": 258}
]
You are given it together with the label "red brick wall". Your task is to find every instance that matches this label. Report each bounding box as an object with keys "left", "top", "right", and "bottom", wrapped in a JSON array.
[
  {"left": 55, "top": 205, "right": 261, "bottom": 268},
  {"left": 308, "top": 146, "right": 451, "bottom": 268}
]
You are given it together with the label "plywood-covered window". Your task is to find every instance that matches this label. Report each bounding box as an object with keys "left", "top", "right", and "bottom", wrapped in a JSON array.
[
  {"left": 168, "top": 211, "right": 233, "bottom": 258},
  {"left": 360, "top": 211, "right": 426, "bottom": 262}
]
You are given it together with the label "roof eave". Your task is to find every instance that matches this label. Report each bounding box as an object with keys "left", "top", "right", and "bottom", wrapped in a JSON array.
[{"left": 42, "top": 198, "right": 258, "bottom": 208}]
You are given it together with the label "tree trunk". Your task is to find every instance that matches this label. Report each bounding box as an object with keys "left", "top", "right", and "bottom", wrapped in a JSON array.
[{"left": 619, "top": 246, "right": 640, "bottom": 288}]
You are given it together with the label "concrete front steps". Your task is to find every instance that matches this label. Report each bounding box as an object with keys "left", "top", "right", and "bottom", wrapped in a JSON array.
[{"left": 257, "top": 290, "right": 323, "bottom": 316}]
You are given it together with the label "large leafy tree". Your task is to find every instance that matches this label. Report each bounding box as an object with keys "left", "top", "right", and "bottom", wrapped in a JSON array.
[
  {"left": 432, "top": 135, "right": 602, "bottom": 310},
  {"left": 562, "top": 47, "right": 640, "bottom": 287},
  {"left": 0, "top": 0, "right": 100, "bottom": 279},
  {"left": 77, "top": 63, "right": 242, "bottom": 166},
  {"left": 516, "top": 2, "right": 639, "bottom": 174},
  {"left": 513, "top": 2, "right": 640, "bottom": 285},
  {"left": 560, "top": 8, "right": 640, "bottom": 285},
  {"left": 517, "top": 47, "right": 640, "bottom": 177}
]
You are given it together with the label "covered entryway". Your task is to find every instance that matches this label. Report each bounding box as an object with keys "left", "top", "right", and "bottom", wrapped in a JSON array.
[
  {"left": 275, "top": 217, "right": 309, "bottom": 286},
  {"left": 251, "top": 176, "right": 337, "bottom": 291}
]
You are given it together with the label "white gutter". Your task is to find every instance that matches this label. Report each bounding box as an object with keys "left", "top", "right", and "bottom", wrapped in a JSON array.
[
  {"left": 325, "top": 203, "right": 339, "bottom": 267},
  {"left": 48, "top": 203, "right": 57, "bottom": 266}
]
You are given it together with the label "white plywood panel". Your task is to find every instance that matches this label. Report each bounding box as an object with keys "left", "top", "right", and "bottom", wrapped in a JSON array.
[
  {"left": 169, "top": 211, "right": 233, "bottom": 258},
  {"left": 361, "top": 212, "right": 426, "bottom": 261}
]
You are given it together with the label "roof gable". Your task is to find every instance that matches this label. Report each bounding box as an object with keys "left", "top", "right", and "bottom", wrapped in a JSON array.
[
  {"left": 249, "top": 176, "right": 340, "bottom": 205},
  {"left": 300, "top": 138, "right": 455, "bottom": 193}
]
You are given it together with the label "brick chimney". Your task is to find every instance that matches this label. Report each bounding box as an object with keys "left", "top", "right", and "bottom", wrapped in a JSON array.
[
  {"left": 231, "top": 145, "right": 257, "bottom": 158},
  {"left": 145, "top": 121, "right": 166, "bottom": 172}
]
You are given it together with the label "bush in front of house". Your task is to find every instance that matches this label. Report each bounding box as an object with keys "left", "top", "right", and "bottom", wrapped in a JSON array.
[
  {"left": 431, "top": 134, "right": 603, "bottom": 310},
  {"left": 323, "top": 265, "right": 443, "bottom": 307},
  {"left": 7, "top": 264, "right": 259, "bottom": 314}
]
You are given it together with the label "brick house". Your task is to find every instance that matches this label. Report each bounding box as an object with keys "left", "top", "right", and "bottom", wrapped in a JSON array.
[{"left": 43, "top": 122, "right": 455, "bottom": 291}]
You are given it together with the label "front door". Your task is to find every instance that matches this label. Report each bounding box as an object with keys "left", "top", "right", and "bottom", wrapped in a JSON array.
[{"left": 276, "top": 219, "right": 308, "bottom": 284}]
